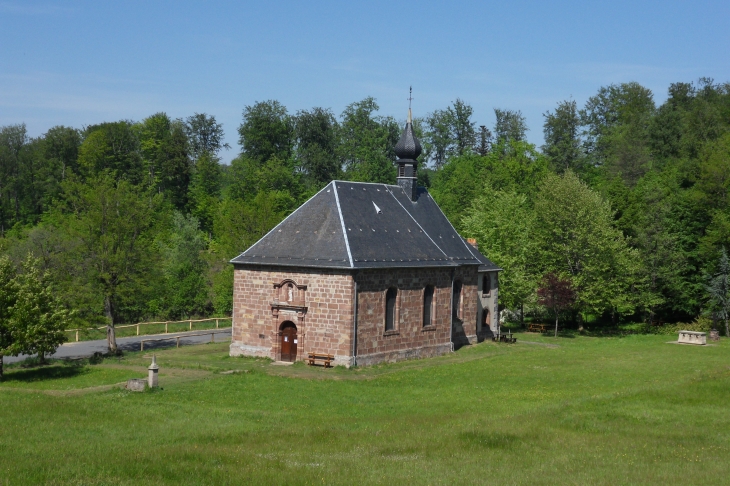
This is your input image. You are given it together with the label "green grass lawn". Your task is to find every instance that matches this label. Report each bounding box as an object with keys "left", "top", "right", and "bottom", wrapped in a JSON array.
[{"left": 1, "top": 334, "right": 728, "bottom": 485}]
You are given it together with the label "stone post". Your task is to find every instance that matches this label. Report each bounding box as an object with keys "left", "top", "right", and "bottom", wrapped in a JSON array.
[{"left": 148, "top": 354, "right": 159, "bottom": 388}]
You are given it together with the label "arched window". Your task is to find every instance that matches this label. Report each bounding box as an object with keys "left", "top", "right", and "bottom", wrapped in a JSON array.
[
  {"left": 482, "top": 274, "right": 491, "bottom": 297},
  {"left": 423, "top": 285, "right": 434, "bottom": 327},
  {"left": 452, "top": 280, "right": 462, "bottom": 319},
  {"left": 385, "top": 287, "right": 397, "bottom": 331}
]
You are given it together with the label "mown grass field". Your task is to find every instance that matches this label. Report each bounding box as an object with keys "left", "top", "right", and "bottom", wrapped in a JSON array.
[{"left": 1, "top": 333, "right": 728, "bottom": 485}]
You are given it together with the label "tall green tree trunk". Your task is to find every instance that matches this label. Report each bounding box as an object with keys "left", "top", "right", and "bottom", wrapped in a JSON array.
[
  {"left": 554, "top": 312, "right": 559, "bottom": 338},
  {"left": 726, "top": 317, "right": 729, "bottom": 338}
]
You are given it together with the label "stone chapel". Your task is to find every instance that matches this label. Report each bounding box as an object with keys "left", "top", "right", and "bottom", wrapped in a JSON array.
[{"left": 229, "top": 108, "right": 501, "bottom": 366}]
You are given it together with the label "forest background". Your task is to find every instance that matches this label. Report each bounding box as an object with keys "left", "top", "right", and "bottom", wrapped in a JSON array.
[{"left": 1, "top": 78, "right": 729, "bottom": 336}]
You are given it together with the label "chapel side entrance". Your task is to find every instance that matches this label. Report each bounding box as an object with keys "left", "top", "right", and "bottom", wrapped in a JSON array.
[{"left": 280, "top": 321, "right": 298, "bottom": 362}]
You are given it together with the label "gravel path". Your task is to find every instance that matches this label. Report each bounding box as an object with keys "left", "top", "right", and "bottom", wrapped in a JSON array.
[{"left": 2, "top": 328, "right": 232, "bottom": 364}]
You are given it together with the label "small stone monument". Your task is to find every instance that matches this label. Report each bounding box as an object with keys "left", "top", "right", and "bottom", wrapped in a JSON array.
[
  {"left": 148, "top": 354, "right": 159, "bottom": 388},
  {"left": 709, "top": 330, "right": 720, "bottom": 342},
  {"left": 678, "top": 330, "right": 707, "bottom": 345},
  {"left": 126, "top": 379, "right": 146, "bottom": 392}
]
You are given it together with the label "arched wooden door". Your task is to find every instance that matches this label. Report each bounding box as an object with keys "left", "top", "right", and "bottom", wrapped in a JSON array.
[{"left": 280, "top": 322, "right": 297, "bottom": 362}]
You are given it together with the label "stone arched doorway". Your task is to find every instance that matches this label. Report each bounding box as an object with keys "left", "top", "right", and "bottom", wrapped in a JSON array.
[
  {"left": 481, "top": 308, "right": 490, "bottom": 330},
  {"left": 279, "top": 321, "right": 298, "bottom": 362}
]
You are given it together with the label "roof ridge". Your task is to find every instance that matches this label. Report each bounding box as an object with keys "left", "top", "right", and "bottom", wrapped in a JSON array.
[
  {"left": 332, "top": 182, "right": 354, "bottom": 268},
  {"left": 387, "top": 187, "right": 448, "bottom": 257}
]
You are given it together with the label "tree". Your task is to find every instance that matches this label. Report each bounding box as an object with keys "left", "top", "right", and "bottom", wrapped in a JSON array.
[
  {"left": 158, "top": 212, "right": 209, "bottom": 319},
  {"left": 338, "top": 97, "right": 399, "bottom": 183},
  {"left": 461, "top": 188, "right": 539, "bottom": 326},
  {"left": 537, "top": 273, "right": 576, "bottom": 337},
  {"left": 294, "top": 107, "right": 340, "bottom": 187},
  {"left": 0, "top": 254, "right": 71, "bottom": 377},
  {"left": 423, "top": 99, "right": 477, "bottom": 168},
  {"left": 6, "top": 254, "right": 70, "bottom": 362},
  {"left": 448, "top": 98, "right": 476, "bottom": 156},
  {"left": 138, "top": 113, "right": 192, "bottom": 209},
  {"left": 188, "top": 152, "right": 222, "bottom": 234},
  {"left": 238, "top": 101, "right": 293, "bottom": 164},
  {"left": 425, "top": 109, "right": 453, "bottom": 169},
  {"left": 42, "top": 126, "right": 81, "bottom": 181},
  {"left": 542, "top": 100, "right": 584, "bottom": 174},
  {"left": 0, "top": 124, "right": 29, "bottom": 233},
  {"left": 78, "top": 121, "right": 144, "bottom": 184},
  {"left": 706, "top": 247, "right": 730, "bottom": 337},
  {"left": 534, "top": 171, "right": 639, "bottom": 319},
  {"left": 0, "top": 256, "right": 16, "bottom": 379},
  {"left": 185, "top": 113, "right": 230, "bottom": 160},
  {"left": 494, "top": 109, "right": 528, "bottom": 145},
  {"left": 62, "top": 175, "right": 162, "bottom": 353},
  {"left": 475, "top": 125, "right": 493, "bottom": 156},
  {"left": 581, "top": 82, "right": 655, "bottom": 184}
]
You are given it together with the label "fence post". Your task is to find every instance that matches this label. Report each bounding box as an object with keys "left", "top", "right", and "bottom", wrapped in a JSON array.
[
  {"left": 141, "top": 341, "right": 144, "bottom": 352},
  {"left": 136, "top": 324, "right": 140, "bottom": 336},
  {"left": 211, "top": 333, "right": 214, "bottom": 343},
  {"left": 76, "top": 330, "right": 79, "bottom": 342},
  {"left": 165, "top": 322, "right": 168, "bottom": 333},
  {"left": 176, "top": 337, "right": 180, "bottom": 348},
  {"left": 189, "top": 320, "right": 192, "bottom": 331},
  {"left": 216, "top": 319, "right": 219, "bottom": 329}
]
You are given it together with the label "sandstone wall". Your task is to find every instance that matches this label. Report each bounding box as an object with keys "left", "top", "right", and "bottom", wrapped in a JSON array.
[
  {"left": 230, "top": 265, "right": 354, "bottom": 366},
  {"left": 354, "top": 266, "right": 479, "bottom": 365}
]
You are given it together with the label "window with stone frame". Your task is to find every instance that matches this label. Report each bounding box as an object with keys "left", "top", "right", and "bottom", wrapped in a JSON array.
[
  {"left": 423, "top": 285, "right": 435, "bottom": 327},
  {"left": 452, "top": 280, "right": 462, "bottom": 320},
  {"left": 385, "top": 287, "right": 398, "bottom": 332}
]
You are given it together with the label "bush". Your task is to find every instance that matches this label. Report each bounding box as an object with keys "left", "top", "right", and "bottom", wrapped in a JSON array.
[{"left": 645, "top": 316, "right": 714, "bottom": 336}]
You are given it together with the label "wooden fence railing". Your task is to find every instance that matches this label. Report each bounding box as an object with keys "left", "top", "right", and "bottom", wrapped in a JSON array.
[
  {"left": 65, "top": 317, "right": 233, "bottom": 342},
  {"left": 139, "top": 330, "right": 232, "bottom": 351}
]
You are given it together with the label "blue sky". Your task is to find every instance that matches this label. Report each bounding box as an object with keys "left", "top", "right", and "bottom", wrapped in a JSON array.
[{"left": 1, "top": 0, "right": 728, "bottom": 163}]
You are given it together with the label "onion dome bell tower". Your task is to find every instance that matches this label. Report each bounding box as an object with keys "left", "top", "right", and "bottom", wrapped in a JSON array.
[{"left": 395, "top": 92, "right": 422, "bottom": 201}]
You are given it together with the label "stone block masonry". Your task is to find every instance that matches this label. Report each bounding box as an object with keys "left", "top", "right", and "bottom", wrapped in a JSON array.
[
  {"left": 230, "top": 265, "right": 355, "bottom": 366},
  {"left": 231, "top": 264, "right": 481, "bottom": 367}
]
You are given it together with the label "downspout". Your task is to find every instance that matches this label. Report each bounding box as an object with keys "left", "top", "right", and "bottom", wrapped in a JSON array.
[
  {"left": 351, "top": 272, "right": 358, "bottom": 367},
  {"left": 449, "top": 267, "right": 455, "bottom": 352}
]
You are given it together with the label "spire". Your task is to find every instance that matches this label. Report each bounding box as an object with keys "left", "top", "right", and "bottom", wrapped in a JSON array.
[
  {"left": 395, "top": 87, "right": 421, "bottom": 201},
  {"left": 394, "top": 87, "right": 422, "bottom": 161}
]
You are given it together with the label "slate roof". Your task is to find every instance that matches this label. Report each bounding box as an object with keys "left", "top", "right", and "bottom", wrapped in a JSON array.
[{"left": 231, "top": 180, "right": 502, "bottom": 271}]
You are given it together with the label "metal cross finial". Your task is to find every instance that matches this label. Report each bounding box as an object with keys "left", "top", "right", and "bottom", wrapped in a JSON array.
[{"left": 408, "top": 86, "right": 413, "bottom": 110}]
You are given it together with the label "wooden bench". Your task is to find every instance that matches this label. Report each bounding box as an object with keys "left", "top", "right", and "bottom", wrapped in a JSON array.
[
  {"left": 527, "top": 323, "right": 550, "bottom": 333},
  {"left": 307, "top": 352, "right": 334, "bottom": 368}
]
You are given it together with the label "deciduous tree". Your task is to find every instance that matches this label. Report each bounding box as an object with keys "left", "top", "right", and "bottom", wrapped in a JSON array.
[
  {"left": 61, "top": 175, "right": 162, "bottom": 353},
  {"left": 706, "top": 247, "right": 730, "bottom": 337},
  {"left": 537, "top": 273, "right": 576, "bottom": 337}
]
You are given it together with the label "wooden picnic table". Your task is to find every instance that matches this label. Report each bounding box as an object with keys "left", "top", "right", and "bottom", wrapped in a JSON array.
[{"left": 527, "top": 323, "right": 551, "bottom": 333}]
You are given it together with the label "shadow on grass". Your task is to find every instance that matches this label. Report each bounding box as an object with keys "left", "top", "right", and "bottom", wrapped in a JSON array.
[
  {"left": 1, "top": 363, "right": 87, "bottom": 384},
  {"left": 460, "top": 431, "right": 524, "bottom": 450}
]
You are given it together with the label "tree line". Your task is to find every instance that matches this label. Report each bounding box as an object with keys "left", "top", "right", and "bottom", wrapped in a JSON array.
[{"left": 1, "top": 79, "right": 729, "bottom": 357}]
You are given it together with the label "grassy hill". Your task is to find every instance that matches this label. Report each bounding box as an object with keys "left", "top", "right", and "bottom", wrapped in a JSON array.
[{"left": 1, "top": 334, "right": 728, "bottom": 485}]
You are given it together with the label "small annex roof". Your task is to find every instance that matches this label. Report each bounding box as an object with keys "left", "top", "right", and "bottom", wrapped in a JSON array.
[{"left": 230, "top": 180, "right": 502, "bottom": 270}]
